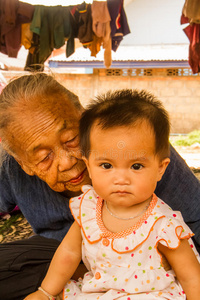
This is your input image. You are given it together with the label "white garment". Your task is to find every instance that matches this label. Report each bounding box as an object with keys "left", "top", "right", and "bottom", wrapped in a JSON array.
[{"left": 63, "top": 185, "right": 199, "bottom": 299}]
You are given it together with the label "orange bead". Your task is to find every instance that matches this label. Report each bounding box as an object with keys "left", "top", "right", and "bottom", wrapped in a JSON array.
[
  {"left": 95, "top": 272, "right": 101, "bottom": 280},
  {"left": 102, "top": 238, "right": 110, "bottom": 246}
]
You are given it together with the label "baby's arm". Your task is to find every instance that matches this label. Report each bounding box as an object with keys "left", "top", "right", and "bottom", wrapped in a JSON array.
[
  {"left": 158, "top": 239, "right": 200, "bottom": 300},
  {"left": 24, "top": 221, "right": 82, "bottom": 299}
]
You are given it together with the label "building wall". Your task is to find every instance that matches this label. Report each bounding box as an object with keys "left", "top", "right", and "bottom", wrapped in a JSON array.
[
  {"left": 122, "top": 0, "right": 188, "bottom": 46},
  {"left": 55, "top": 70, "right": 200, "bottom": 134},
  {"left": 2, "top": 70, "right": 200, "bottom": 134}
]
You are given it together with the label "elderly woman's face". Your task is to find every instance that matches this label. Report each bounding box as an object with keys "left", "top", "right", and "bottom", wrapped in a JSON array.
[{"left": 12, "top": 101, "right": 91, "bottom": 193}]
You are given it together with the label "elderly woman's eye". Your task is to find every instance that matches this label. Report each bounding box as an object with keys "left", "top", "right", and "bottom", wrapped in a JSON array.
[
  {"left": 41, "top": 155, "right": 50, "bottom": 162},
  {"left": 65, "top": 135, "right": 79, "bottom": 148},
  {"left": 40, "top": 152, "right": 54, "bottom": 164}
]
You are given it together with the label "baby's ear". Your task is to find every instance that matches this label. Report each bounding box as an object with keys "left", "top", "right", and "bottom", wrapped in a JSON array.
[
  {"left": 157, "top": 158, "right": 170, "bottom": 181},
  {"left": 82, "top": 156, "right": 92, "bottom": 179}
]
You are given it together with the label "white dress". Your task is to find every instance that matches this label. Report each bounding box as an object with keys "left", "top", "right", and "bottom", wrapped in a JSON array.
[{"left": 63, "top": 185, "right": 199, "bottom": 300}]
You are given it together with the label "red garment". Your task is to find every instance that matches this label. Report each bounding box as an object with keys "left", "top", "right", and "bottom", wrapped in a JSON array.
[
  {"left": 182, "top": 0, "right": 200, "bottom": 23},
  {"left": 181, "top": 14, "right": 200, "bottom": 74},
  {"left": 0, "top": 0, "right": 34, "bottom": 57}
]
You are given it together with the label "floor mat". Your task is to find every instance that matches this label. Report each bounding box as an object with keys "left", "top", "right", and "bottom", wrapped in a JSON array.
[{"left": 0, "top": 212, "right": 33, "bottom": 243}]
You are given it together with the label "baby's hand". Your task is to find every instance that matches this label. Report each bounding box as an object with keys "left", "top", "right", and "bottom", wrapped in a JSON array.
[{"left": 24, "top": 290, "right": 49, "bottom": 300}]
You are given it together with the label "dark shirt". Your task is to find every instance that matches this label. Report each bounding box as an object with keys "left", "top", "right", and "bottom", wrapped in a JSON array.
[
  {"left": 0, "top": 146, "right": 200, "bottom": 252},
  {"left": 0, "top": 155, "right": 73, "bottom": 241},
  {"left": 156, "top": 145, "right": 200, "bottom": 252}
]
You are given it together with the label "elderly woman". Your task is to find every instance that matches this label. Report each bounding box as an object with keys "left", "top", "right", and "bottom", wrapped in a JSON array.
[{"left": 0, "top": 73, "right": 200, "bottom": 300}]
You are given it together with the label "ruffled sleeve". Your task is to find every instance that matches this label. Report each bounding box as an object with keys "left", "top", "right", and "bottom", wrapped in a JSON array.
[
  {"left": 69, "top": 194, "right": 82, "bottom": 226},
  {"left": 157, "top": 209, "right": 194, "bottom": 249},
  {"left": 69, "top": 185, "right": 102, "bottom": 243},
  {"left": 69, "top": 185, "right": 94, "bottom": 226},
  {"left": 79, "top": 185, "right": 102, "bottom": 243}
]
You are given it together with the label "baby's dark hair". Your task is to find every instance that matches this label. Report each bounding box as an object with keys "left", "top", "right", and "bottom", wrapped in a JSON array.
[{"left": 79, "top": 89, "right": 170, "bottom": 159}]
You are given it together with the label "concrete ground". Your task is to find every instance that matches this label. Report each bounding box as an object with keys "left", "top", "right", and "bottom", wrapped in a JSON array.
[{"left": 174, "top": 145, "right": 200, "bottom": 178}]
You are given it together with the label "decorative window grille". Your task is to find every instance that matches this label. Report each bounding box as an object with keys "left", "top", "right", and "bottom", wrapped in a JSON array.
[
  {"left": 166, "top": 69, "right": 178, "bottom": 76},
  {"left": 105, "top": 69, "right": 123, "bottom": 76},
  {"left": 99, "top": 68, "right": 200, "bottom": 77},
  {"left": 141, "top": 69, "right": 153, "bottom": 76}
]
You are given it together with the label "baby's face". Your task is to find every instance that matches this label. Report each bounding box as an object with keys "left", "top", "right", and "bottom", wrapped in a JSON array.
[{"left": 84, "top": 121, "right": 169, "bottom": 212}]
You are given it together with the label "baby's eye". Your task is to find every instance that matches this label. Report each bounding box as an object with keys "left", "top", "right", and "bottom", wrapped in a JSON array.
[
  {"left": 131, "top": 163, "right": 143, "bottom": 170},
  {"left": 100, "top": 163, "right": 112, "bottom": 169}
]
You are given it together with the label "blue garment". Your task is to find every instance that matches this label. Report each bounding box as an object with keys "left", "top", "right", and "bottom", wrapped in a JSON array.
[
  {"left": 0, "top": 146, "right": 200, "bottom": 251},
  {"left": 156, "top": 145, "right": 200, "bottom": 252},
  {"left": 0, "top": 155, "right": 74, "bottom": 242},
  {"left": 107, "top": 0, "right": 131, "bottom": 51}
]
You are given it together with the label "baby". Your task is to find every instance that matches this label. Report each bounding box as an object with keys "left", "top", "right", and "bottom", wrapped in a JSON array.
[{"left": 25, "top": 89, "right": 200, "bottom": 300}]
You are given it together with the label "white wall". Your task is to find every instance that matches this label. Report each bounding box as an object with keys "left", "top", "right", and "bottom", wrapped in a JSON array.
[{"left": 123, "top": 0, "right": 188, "bottom": 45}]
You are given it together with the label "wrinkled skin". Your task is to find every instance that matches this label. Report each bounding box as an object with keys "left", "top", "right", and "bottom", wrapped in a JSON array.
[{"left": 6, "top": 98, "right": 91, "bottom": 196}]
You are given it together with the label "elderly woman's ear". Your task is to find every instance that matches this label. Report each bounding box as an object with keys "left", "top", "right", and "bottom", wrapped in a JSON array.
[{"left": 16, "top": 159, "right": 34, "bottom": 176}]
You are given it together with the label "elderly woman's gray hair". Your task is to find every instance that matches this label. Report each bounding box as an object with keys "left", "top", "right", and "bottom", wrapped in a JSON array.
[{"left": 0, "top": 73, "right": 82, "bottom": 159}]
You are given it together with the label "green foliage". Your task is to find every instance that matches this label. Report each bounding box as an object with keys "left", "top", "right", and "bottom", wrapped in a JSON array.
[{"left": 170, "top": 130, "right": 200, "bottom": 147}]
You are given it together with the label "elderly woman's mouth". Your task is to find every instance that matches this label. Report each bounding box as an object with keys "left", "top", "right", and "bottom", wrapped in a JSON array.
[{"left": 68, "top": 168, "right": 87, "bottom": 184}]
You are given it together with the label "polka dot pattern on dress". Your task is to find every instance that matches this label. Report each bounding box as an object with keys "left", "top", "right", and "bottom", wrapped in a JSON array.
[{"left": 64, "top": 186, "right": 197, "bottom": 299}]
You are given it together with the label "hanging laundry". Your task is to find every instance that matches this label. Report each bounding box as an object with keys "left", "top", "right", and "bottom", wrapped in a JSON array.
[
  {"left": 25, "top": 5, "right": 76, "bottom": 70},
  {"left": 182, "top": 0, "right": 200, "bottom": 24},
  {"left": 65, "top": 6, "right": 78, "bottom": 58},
  {"left": 181, "top": 14, "right": 200, "bottom": 74},
  {"left": 21, "top": 23, "right": 33, "bottom": 50},
  {"left": 0, "top": 0, "right": 34, "bottom": 57},
  {"left": 74, "top": 3, "right": 93, "bottom": 47},
  {"left": 1, "top": 1, "right": 131, "bottom": 70},
  {"left": 29, "top": 6, "right": 65, "bottom": 64},
  {"left": 87, "top": 34, "right": 102, "bottom": 57},
  {"left": 91, "top": 1, "right": 111, "bottom": 38},
  {"left": 67, "top": 3, "right": 94, "bottom": 58},
  {"left": 90, "top": 1, "right": 112, "bottom": 68},
  {"left": 181, "top": 0, "right": 200, "bottom": 74},
  {"left": 24, "top": 33, "right": 42, "bottom": 71},
  {"left": 107, "top": 0, "right": 130, "bottom": 52}
]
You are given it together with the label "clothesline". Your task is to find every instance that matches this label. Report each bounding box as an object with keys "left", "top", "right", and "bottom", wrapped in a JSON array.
[
  {"left": 0, "top": 0, "right": 130, "bottom": 71},
  {"left": 20, "top": 0, "right": 102, "bottom": 6}
]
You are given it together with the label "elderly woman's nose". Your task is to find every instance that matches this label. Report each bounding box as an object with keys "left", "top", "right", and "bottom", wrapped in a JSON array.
[{"left": 57, "top": 150, "right": 77, "bottom": 172}]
